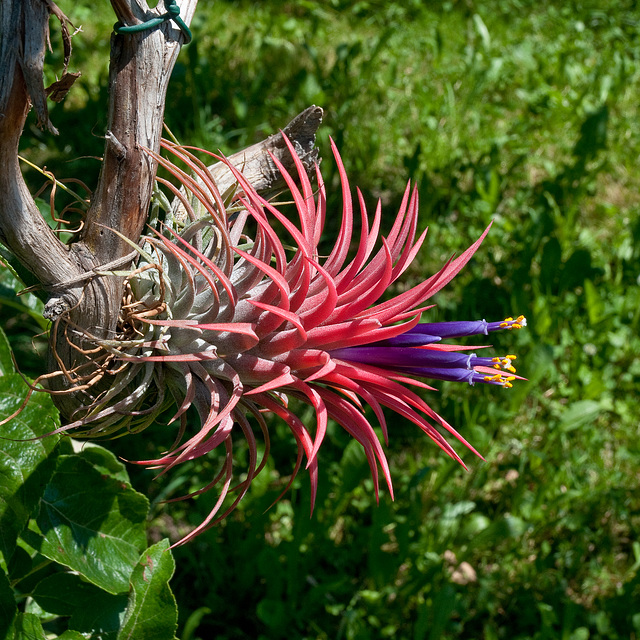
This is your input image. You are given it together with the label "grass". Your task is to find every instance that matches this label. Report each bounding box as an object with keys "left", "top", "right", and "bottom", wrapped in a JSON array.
[{"left": 4, "top": 0, "right": 640, "bottom": 638}]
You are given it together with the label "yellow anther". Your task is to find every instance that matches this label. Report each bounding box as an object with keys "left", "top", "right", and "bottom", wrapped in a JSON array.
[
  {"left": 506, "top": 354, "right": 517, "bottom": 360},
  {"left": 500, "top": 315, "right": 527, "bottom": 330}
]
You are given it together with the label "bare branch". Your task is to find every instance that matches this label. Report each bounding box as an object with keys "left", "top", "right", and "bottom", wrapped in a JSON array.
[
  {"left": 172, "top": 106, "right": 324, "bottom": 221},
  {"left": 0, "top": 0, "right": 84, "bottom": 298},
  {"left": 210, "top": 105, "right": 324, "bottom": 195},
  {"left": 49, "top": 0, "right": 199, "bottom": 416},
  {"left": 81, "top": 0, "right": 199, "bottom": 263}
]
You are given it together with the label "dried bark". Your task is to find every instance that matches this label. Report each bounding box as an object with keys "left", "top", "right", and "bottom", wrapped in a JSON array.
[
  {"left": 173, "top": 105, "right": 324, "bottom": 220},
  {"left": 0, "top": 0, "right": 323, "bottom": 420},
  {"left": 0, "top": 0, "right": 83, "bottom": 295}
]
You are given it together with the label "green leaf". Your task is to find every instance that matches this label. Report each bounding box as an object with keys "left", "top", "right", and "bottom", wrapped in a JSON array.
[
  {"left": 0, "top": 375, "right": 60, "bottom": 561},
  {"left": 31, "top": 572, "right": 127, "bottom": 639},
  {"left": 0, "top": 325, "right": 14, "bottom": 375},
  {"left": 560, "top": 400, "right": 603, "bottom": 431},
  {"left": 70, "top": 590, "right": 128, "bottom": 640},
  {"left": 428, "top": 584, "right": 457, "bottom": 640},
  {"left": 7, "top": 612, "right": 47, "bottom": 640},
  {"left": 0, "top": 261, "right": 47, "bottom": 323},
  {"left": 5, "top": 544, "right": 32, "bottom": 584},
  {"left": 118, "top": 539, "right": 178, "bottom": 640},
  {"left": 0, "top": 565, "right": 17, "bottom": 639},
  {"left": 181, "top": 606, "right": 212, "bottom": 640},
  {"left": 23, "top": 454, "right": 149, "bottom": 595},
  {"left": 584, "top": 279, "right": 606, "bottom": 325},
  {"left": 58, "top": 632, "right": 87, "bottom": 640},
  {"left": 77, "top": 443, "right": 131, "bottom": 484},
  {"left": 32, "top": 571, "right": 106, "bottom": 616},
  {"left": 257, "top": 598, "right": 287, "bottom": 630}
]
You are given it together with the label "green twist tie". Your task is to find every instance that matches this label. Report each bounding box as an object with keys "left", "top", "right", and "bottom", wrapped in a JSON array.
[{"left": 114, "top": 0, "right": 192, "bottom": 44}]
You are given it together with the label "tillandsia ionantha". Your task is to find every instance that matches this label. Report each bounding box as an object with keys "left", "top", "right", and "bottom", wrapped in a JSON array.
[{"left": 28, "top": 136, "right": 526, "bottom": 545}]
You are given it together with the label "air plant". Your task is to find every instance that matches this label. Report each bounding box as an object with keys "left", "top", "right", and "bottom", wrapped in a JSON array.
[{"left": 38, "top": 136, "right": 525, "bottom": 544}]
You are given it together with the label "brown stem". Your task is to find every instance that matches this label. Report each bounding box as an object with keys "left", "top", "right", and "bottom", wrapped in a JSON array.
[
  {"left": 82, "top": 0, "right": 198, "bottom": 261},
  {"left": 0, "top": 0, "right": 84, "bottom": 299}
]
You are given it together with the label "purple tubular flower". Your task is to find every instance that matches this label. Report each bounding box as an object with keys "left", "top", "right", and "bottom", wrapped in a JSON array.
[
  {"left": 331, "top": 346, "right": 490, "bottom": 370},
  {"left": 330, "top": 315, "right": 526, "bottom": 386},
  {"left": 381, "top": 316, "right": 526, "bottom": 344}
]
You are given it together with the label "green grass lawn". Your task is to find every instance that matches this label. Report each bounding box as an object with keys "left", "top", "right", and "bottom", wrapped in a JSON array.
[{"left": 3, "top": 1, "right": 640, "bottom": 638}]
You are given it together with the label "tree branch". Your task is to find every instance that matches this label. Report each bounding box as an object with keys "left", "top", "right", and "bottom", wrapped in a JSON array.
[
  {"left": 0, "top": 0, "right": 84, "bottom": 300},
  {"left": 173, "top": 106, "right": 324, "bottom": 220},
  {"left": 81, "top": 0, "right": 198, "bottom": 262},
  {"left": 210, "top": 105, "right": 324, "bottom": 195}
]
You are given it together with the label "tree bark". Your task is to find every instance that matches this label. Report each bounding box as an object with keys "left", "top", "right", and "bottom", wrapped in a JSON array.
[{"left": 0, "top": 0, "right": 84, "bottom": 300}]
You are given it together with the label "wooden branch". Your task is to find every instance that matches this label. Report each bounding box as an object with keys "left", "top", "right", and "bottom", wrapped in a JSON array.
[
  {"left": 0, "top": 0, "right": 85, "bottom": 304},
  {"left": 82, "top": 0, "right": 199, "bottom": 261},
  {"left": 173, "top": 106, "right": 324, "bottom": 220},
  {"left": 209, "top": 105, "right": 324, "bottom": 194},
  {"left": 43, "top": 0, "right": 199, "bottom": 417}
]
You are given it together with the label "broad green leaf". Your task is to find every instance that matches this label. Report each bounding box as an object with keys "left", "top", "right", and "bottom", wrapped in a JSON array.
[
  {"left": 118, "top": 539, "right": 178, "bottom": 640},
  {"left": 7, "top": 612, "right": 47, "bottom": 640},
  {"left": 0, "top": 565, "right": 17, "bottom": 639},
  {"left": 24, "top": 454, "right": 149, "bottom": 595},
  {"left": 32, "top": 572, "right": 107, "bottom": 616},
  {"left": 5, "top": 544, "right": 32, "bottom": 585},
  {"left": 70, "top": 590, "right": 128, "bottom": 640},
  {"left": 0, "top": 375, "right": 60, "bottom": 561},
  {"left": 0, "top": 325, "right": 14, "bottom": 375},
  {"left": 77, "top": 443, "right": 131, "bottom": 484},
  {"left": 58, "top": 632, "right": 87, "bottom": 640},
  {"left": 31, "top": 572, "right": 127, "bottom": 639}
]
